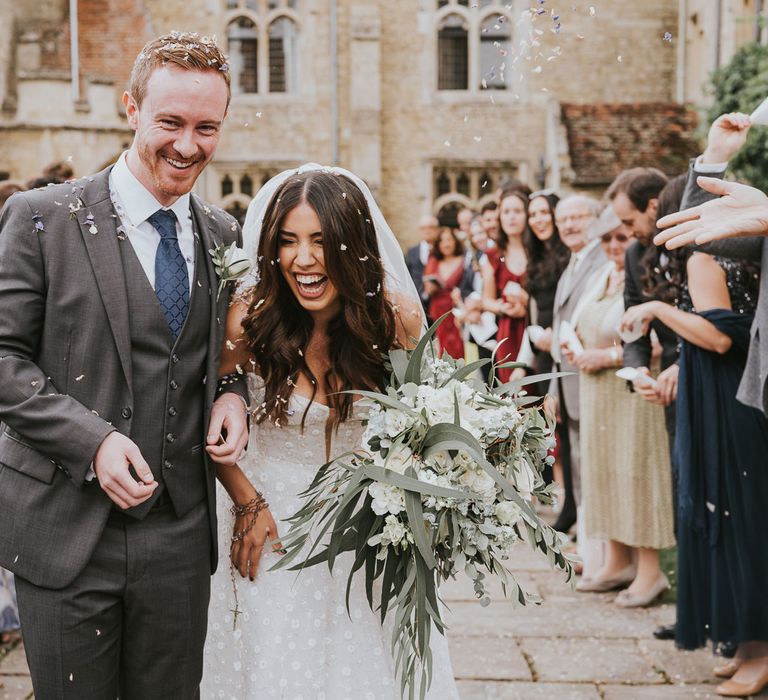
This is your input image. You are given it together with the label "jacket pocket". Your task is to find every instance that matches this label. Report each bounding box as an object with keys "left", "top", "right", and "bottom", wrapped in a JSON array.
[{"left": 0, "top": 429, "right": 57, "bottom": 484}]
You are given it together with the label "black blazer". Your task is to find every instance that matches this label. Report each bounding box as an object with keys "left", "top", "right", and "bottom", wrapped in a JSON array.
[{"left": 623, "top": 239, "right": 679, "bottom": 371}]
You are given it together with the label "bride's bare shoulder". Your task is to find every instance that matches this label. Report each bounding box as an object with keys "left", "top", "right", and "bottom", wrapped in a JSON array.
[{"left": 392, "top": 292, "right": 425, "bottom": 350}]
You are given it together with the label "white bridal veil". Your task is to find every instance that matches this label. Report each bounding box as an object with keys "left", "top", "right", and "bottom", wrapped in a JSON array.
[{"left": 241, "top": 163, "right": 425, "bottom": 324}]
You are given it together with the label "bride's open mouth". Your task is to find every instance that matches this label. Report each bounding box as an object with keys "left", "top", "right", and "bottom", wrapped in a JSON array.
[{"left": 294, "top": 273, "right": 329, "bottom": 299}]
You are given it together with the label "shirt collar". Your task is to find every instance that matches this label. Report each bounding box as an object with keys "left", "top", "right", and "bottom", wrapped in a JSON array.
[
  {"left": 111, "top": 151, "right": 191, "bottom": 227},
  {"left": 573, "top": 238, "right": 600, "bottom": 265}
]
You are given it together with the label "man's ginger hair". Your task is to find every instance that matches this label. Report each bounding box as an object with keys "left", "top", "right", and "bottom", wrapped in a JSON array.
[{"left": 129, "top": 31, "right": 231, "bottom": 109}]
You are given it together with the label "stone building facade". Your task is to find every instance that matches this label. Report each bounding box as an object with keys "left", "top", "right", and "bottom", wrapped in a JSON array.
[{"left": 0, "top": 0, "right": 764, "bottom": 243}]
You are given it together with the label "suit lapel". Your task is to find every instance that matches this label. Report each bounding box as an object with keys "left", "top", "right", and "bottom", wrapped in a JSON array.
[
  {"left": 76, "top": 169, "right": 133, "bottom": 389},
  {"left": 191, "top": 196, "right": 229, "bottom": 411}
]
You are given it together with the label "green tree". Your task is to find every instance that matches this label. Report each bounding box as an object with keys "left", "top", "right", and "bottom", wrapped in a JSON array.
[{"left": 708, "top": 42, "right": 768, "bottom": 192}]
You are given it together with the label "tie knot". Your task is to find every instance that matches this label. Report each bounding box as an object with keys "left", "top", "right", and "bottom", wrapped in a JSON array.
[{"left": 148, "top": 209, "right": 178, "bottom": 240}]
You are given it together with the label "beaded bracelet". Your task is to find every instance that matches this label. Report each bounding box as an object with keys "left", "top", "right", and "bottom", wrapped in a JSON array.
[{"left": 230, "top": 492, "right": 269, "bottom": 543}]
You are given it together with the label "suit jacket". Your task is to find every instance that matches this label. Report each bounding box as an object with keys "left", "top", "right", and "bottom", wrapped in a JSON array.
[
  {"left": 0, "top": 166, "right": 244, "bottom": 588},
  {"left": 680, "top": 160, "right": 768, "bottom": 415},
  {"left": 547, "top": 240, "right": 608, "bottom": 421},
  {"left": 623, "top": 239, "right": 679, "bottom": 372},
  {"left": 405, "top": 242, "right": 428, "bottom": 303}
]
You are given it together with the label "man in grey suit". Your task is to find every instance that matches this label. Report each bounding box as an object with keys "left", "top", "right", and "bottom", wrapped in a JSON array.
[
  {"left": 654, "top": 112, "right": 768, "bottom": 416},
  {"left": 405, "top": 214, "right": 439, "bottom": 317},
  {"left": 0, "top": 33, "right": 249, "bottom": 698},
  {"left": 545, "top": 195, "right": 607, "bottom": 532}
]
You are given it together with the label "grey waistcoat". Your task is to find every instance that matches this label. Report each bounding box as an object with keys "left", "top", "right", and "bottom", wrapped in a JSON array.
[{"left": 119, "top": 230, "right": 211, "bottom": 519}]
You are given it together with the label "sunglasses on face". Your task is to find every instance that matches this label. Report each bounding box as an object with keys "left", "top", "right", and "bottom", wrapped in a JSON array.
[{"left": 600, "top": 232, "right": 630, "bottom": 243}]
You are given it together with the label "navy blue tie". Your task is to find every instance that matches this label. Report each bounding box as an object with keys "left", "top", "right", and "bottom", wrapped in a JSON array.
[{"left": 148, "top": 209, "right": 189, "bottom": 341}]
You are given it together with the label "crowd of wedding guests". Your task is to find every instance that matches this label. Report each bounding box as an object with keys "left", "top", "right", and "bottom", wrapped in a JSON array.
[
  {"left": 405, "top": 111, "right": 768, "bottom": 697},
  {"left": 0, "top": 161, "right": 75, "bottom": 648}
]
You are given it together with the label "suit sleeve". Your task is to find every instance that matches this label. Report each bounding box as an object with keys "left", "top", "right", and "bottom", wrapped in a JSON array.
[
  {"left": 622, "top": 246, "right": 652, "bottom": 370},
  {"left": 0, "top": 194, "right": 115, "bottom": 484},
  {"left": 679, "top": 158, "right": 725, "bottom": 211}
]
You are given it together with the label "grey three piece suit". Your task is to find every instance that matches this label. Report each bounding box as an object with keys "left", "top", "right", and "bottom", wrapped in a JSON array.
[
  {"left": 548, "top": 240, "right": 608, "bottom": 504},
  {"left": 0, "top": 167, "right": 245, "bottom": 699}
]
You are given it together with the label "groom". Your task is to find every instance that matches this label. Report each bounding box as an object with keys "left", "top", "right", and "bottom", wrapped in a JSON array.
[{"left": 0, "top": 32, "right": 248, "bottom": 698}]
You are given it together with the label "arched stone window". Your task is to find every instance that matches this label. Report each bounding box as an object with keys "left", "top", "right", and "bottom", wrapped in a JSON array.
[
  {"left": 457, "top": 172, "right": 471, "bottom": 196},
  {"left": 437, "top": 14, "right": 469, "bottom": 90},
  {"left": 269, "top": 16, "right": 298, "bottom": 93},
  {"left": 240, "top": 174, "right": 253, "bottom": 196},
  {"left": 227, "top": 17, "right": 258, "bottom": 94},
  {"left": 479, "top": 14, "right": 511, "bottom": 89},
  {"left": 435, "top": 1, "right": 516, "bottom": 94},
  {"left": 221, "top": 175, "right": 234, "bottom": 198}
]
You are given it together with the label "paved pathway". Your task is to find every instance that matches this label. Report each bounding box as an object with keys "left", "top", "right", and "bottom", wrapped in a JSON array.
[{"left": 1, "top": 542, "right": 764, "bottom": 699}]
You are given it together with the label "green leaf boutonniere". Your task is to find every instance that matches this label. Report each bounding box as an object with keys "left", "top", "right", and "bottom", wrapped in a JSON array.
[{"left": 209, "top": 242, "right": 252, "bottom": 300}]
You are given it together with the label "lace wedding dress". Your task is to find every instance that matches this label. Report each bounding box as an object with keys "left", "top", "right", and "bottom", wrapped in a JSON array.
[{"left": 202, "top": 377, "right": 459, "bottom": 700}]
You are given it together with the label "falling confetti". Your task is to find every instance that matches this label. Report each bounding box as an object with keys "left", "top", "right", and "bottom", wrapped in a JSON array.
[
  {"left": 589, "top": 6, "right": 595, "bottom": 16},
  {"left": 340, "top": 243, "right": 348, "bottom": 251},
  {"left": 663, "top": 31, "right": 672, "bottom": 42},
  {"left": 617, "top": 55, "right": 623, "bottom": 63}
]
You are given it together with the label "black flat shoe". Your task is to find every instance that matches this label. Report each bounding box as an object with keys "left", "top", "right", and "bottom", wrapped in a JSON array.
[
  {"left": 553, "top": 508, "right": 576, "bottom": 533},
  {"left": 653, "top": 624, "right": 676, "bottom": 640}
]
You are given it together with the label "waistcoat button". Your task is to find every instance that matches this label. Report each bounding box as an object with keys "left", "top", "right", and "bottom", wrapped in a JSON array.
[
  {"left": 163, "top": 460, "right": 173, "bottom": 470},
  {"left": 172, "top": 354, "right": 180, "bottom": 364},
  {"left": 166, "top": 433, "right": 176, "bottom": 443},
  {"left": 121, "top": 407, "right": 132, "bottom": 419},
  {"left": 168, "top": 406, "right": 178, "bottom": 417},
  {"left": 169, "top": 380, "right": 179, "bottom": 390}
]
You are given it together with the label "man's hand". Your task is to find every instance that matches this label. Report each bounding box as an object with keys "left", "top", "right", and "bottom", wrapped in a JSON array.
[
  {"left": 231, "top": 507, "right": 282, "bottom": 581},
  {"left": 655, "top": 177, "right": 768, "bottom": 250},
  {"left": 533, "top": 327, "right": 553, "bottom": 353},
  {"left": 654, "top": 363, "right": 679, "bottom": 406},
  {"left": 206, "top": 393, "right": 249, "bottom": 467},
  {"left": 543, "top": 395, "right": 559, "bottom": 422},
  {"left": 701, "top": 112, "right": 751, "bottom": 164},
  {"left": 93, "top": 432, "right": 157, "bottom": 509}
]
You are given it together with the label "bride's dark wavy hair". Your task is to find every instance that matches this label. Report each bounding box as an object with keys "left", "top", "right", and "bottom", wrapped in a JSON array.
[{"left": 242, "top": 171, "right": 398, "bottom": 429}]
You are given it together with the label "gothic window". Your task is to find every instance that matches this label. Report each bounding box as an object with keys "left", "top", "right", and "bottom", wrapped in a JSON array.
[
  {"left": 269, "top": 17, "right": 298, "bottom": 93},
  {"left": 221, "top": 175, "right": 234, "bottom": 197},
  {"left": 435, "top": 1, "right": 515, "bottom": 94},
  {"left": 240, "top": 174, "right": 254, "bottom": 196},
  {"left": 480, "top": 14, "right": 510, "bottom": 89},
  {"left": 227, "top": 17, "right": 258, "bottom": 94},
  {"left": 437, "top": 15, "right": 469, "bottom": 90},
  {"left": 436, "top": 171, "right": 451, "bottom": 197},
  {"left": 224, "top": 0, "right": 301, "bottom": 96},
  {"left": 457, "top": 172, "right": 471, "bottom": 196}
]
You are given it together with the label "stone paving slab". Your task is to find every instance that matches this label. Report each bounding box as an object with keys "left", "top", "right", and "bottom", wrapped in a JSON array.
[
  {"left": 520, "top": 637, "right": 664, "bottom": 685},
  {"left": 0, "top": 648, "right": 27, "bottom": 677},
  {"left": 457, "top": 680, "right": 602, "bottom": 699},
  {"left": 445, "top": 598, "right": 662, "bottom": 639},
  {"left": 449, "top": 636, "right": 531, "bottom": 681},
  {"left": 0, "top": 676, "right": 32, "bottom": 700},
  {"left": 639, "top": 638, "right": 723, "bottom": 685},
  {"left": 601, "top": 683, "right": 731, "bottom": 699}
]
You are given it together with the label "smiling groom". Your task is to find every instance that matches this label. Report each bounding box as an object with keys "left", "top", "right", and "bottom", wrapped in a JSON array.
[{"left": 0, "top": 33, "right": 249, "bottom": 699}]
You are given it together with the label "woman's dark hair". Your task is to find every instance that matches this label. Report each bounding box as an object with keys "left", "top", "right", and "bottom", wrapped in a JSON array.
[
  {"left": 431, "top": 226, "right": 464, "bottom": 260},
  {"left": 524, "top": 193, "right": 570, "bottom": 296},
  {"left": 640, "top": 174, "right": 690, "bottom": 304},
  {"left": 497, "top": 188, "right": 530, "bottom": 251},
  {"left": 242, "top": 171, "right": 397, "bottom": 429}
]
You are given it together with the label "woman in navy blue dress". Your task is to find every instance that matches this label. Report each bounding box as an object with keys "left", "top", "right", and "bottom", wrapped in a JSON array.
[{"left": 623, "top": 251, "right": 768, "bottom": 697}]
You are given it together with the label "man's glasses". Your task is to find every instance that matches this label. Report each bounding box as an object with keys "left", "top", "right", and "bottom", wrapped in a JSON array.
[{"left": 556, "top": 212, "right": 593, "bottom": 225}]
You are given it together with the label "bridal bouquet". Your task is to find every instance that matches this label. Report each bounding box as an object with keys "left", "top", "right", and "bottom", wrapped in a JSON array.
[{"left": 274, "top": 316, "right": 574, "bottom": 699}]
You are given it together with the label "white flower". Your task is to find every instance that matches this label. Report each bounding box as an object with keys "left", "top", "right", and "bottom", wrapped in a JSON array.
[
  {"left": 384, "top": 409, "right": 413, "bottom": 438},
  {"left": 385, "top": 446, "right": 416, "bottom": 474},
  {"left": 494, "top": 500, "right": 523, "bottom": 526},
  {"left": 514, "top": 459, "right": 536, "bottom": 500},
  {"left": 381, "top": 515, "right": 407, "bottom": 546},
  {"left": 459, "top": 468, "right": 497, "bottom": 504},
  {"left": 369, "top": 482, "right": 405, "bottom": 516}
]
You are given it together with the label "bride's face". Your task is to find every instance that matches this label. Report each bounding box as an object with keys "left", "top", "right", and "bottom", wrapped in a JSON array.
[{"left": 278, "top": 201, "right": 341, "bottom": 317}]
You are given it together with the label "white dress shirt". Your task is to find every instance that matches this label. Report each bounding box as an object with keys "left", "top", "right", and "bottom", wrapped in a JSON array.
[
  {"left": 109, "top": 152, "right": 196, "bottom": 289},
  {"left": 419, "top": 240, "right": 431, "bottom": 266}
]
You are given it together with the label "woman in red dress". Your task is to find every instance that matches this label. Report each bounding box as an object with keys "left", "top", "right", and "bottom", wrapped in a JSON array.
[
  {"left": 482, "top": 189, "right": 529, "bottom": 383},
  {"left": 423, "top": 227, "right": 468, "bottom": 359}
]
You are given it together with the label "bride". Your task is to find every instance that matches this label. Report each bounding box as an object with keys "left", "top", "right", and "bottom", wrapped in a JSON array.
[{"left": 202, "top": 165, "right": 459, "bottom": 699}]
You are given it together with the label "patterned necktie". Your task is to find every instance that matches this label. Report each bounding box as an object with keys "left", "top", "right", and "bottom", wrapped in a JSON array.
[{"left": 148, "top": 209, "right": 189, "bottom": 341}]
